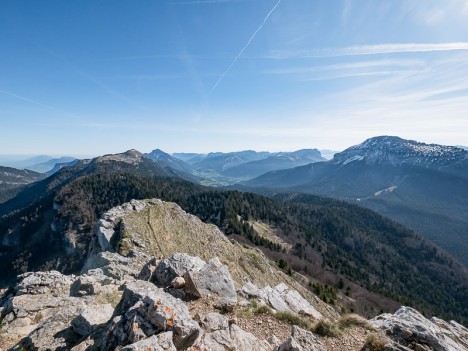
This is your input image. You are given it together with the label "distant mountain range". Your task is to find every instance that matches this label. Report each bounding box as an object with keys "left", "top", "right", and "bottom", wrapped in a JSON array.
[
  {"left": 0, "top": 155, "right": 77, "bottom": 173},
  {"left": 170, "top": 149, "right": 326, "bottom": 183},
  {"left": 26, "top": 157, "right": 76, "bottom": 173},
  {"left": 244, "top": 136, "right": 468, "bottom": 265},
  {"left": 222, "top": 149, "right": 325, "bottom": 179}
]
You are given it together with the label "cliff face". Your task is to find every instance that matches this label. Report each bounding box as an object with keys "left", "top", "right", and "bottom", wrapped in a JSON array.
[{"left": 0, "top": 199, "right": 466, "bottom": 351}]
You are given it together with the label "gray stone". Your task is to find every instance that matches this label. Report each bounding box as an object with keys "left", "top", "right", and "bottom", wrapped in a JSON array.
[
  {"left": 15, "top": 271, "right": 72, "bottom": 296},
  {"left": 371, "top": 306, "right": 468, "bottom": 351},
  {"left": 154, "top": 253, "right": 205, "bottom": 287},
  {"left": 230, "top": 324, "right": 272, "bottom": 351},
  {"left": 189, "top": 323, "right": 271, "bottom": 351},
  {"left": 264, "top": 286, "right": 292, "bottom": 313},
  {"left": 240, "top": 282, "right": 322, "bottom": 320},
  {"left": 71, "top": 303, "right": 114, "bottom": 336},
  {"left": 138, "top": 258, "right": 158, "bottom": 281},
  {"left": 121, "top": 331, "right": 177, "bottom": 351},
  {"left": 277, "top": 325, "right": 326, "bottom": 351},
  {"left": 14, "top": 310, "right": 82, "bottom": 351},
  {"left": 104, "top": 280, "right": 200, "bottom": 350},
  {"left": 284, "top": 289, "right": 322, "bottom": 319},
  {"left": 184, "top": 257, "right": 237, "bottom": 302},
  {"left": 95, "top": 218, "right": 116, "bottom": 252},
  {"left": 239, "top": 281, "right": 267, "bottom": 300},
  {"left": 70, "top": 275, "right": 101, "bottom": 297},
  {"left": 202, "top": 312, "right": 229, "bottom": 332},
  {"left": 82, "top": 251, "right": 138, "bottom": 279}
]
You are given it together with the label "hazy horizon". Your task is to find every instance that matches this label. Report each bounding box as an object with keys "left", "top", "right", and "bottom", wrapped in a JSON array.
[{"left": 1, "top": 1, "right": 468, "bottom": 155}]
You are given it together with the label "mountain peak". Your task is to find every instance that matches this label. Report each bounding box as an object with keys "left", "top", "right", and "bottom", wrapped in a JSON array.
[
  {"left": 97, "top": 149, "right": 144, "bottom": 165},
  {"left": 334, "top": 136, "right": 467, "bottom": 167}
]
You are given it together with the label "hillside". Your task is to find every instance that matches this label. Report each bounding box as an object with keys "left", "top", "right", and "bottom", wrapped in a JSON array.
[
  {"left": 0, "top": 166, "right": 44, "bottom": 203},
  {"left": 1, "top": 156, "right": 466, "bottom": 324},
  {"left": 2, "top": 199, "right": 466, "bottom": 351},
  {"left": 244, "top": 136, "right": 468, "bottom": 265}
]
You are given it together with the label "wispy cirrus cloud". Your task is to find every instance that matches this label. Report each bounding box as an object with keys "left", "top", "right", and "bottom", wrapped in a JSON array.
[
  {"left": 210, "top": 0, "right": 283, "bottom": 94},
  {"left": 269, "top": 42, "right": 468, "bottom": 59},
  {"left": 0, "top": 90, "right": 83, "bottom": 118}
]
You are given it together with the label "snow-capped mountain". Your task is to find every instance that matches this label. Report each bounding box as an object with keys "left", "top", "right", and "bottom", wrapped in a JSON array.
[
  {"left": 333, "top": 136, "right": 467, "bottom": 169},
  {"left": 244, "top": 136, "right": 468, "bottom": 266}
]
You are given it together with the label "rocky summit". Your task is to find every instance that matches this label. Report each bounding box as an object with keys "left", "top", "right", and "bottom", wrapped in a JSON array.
[{"left": 0, "top": 199, "right": 466, "bottom": 351}]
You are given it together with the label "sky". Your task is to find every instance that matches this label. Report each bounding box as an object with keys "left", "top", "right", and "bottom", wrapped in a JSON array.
[{"left": 1, "top": 0, "right": 468, "bottom": 156}]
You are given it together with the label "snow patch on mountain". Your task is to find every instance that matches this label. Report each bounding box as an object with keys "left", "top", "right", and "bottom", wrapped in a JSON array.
[{"left": 342, "top": 155, "right": 365, "bottom": 165}]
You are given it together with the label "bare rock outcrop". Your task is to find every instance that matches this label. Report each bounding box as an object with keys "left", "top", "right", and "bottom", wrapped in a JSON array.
[
  {"left": 100, "top": 280, "right": 200, "bottom": 350},
  {"left": 121, "top": 331, "right": 177, "bottom": 351},
  {"left": 240, "top": 282, "right": 323, "bottom": 319},
  {"left": 189, "top": 312, "right": 272, "bottom": 351},
  {"left": 277, "top": 325, "right": 326, "bottom": 351},
  {"left": 370, "top": 306, "right": 468, "bottom": 351}
]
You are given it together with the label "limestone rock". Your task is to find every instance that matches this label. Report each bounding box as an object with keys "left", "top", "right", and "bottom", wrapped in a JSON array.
[
  {"left": 95, "top": 218, "right": 116, "bottom": 252},
  {"left": 190, "top": 321, "right": 271, "bottom": 351},
  {"left": 201, "top": 312, "right": 229, "bottom": 332},
  {"left": 240, "top": 282, "right": 322, "bottom": 320},
  {"left": 104, "top": 280, "right": 200, "bottom": 350},
  {"left": 154, "top": 253, "right": 205, "bottom": 287},
  {"left": 82, "top": 251, "right": 137, "bottom": 279},
  {"left": 138, "top": 257, "right": 159, "bottom": 281},
  {"left": 184, "top": 257, "right": 237, "bottom": 303},
  {"left": 14, "top": 310, "right": 82, "bottom": 351},
  {"left": 371, "top": 306, "right": 468, "bottom": 351},
  {"left": 70, "top": 275, "right": 101, "bottom": 297},
  {"left": 230, "top": 324, "right": 272, "bottom": 351},
  {"left": 15, "top": 271, "right": 73, "bottom": 296},
  {"left": 277, "top": 325, "right": 326, "bottom": 351},
  {"left": 121, "top": 331, "right": 177, "bottom": 351},
  {"left": 71, "top": 304, "right": 114, "bottom": 336}
]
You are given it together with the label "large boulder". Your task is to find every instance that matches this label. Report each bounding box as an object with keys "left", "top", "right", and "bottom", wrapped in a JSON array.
[
  {"left": 81, "top": 251, "right": 138, "bottom": 279},
  {"left": 189, "top": 314, "right": 271, "bottom": 351},
  {"left": 277, "top": 325, "right": 326, "bottom": 351},
  {"left": 103, "top": 280, "right": 200, "bottom": 350},
  {"left": 71, "top": 304, "right": 114, "bottom": 336},
  {"left": 95, "top": 218, "right": 116, "bottom": 252},
  {"left": 184, "top": 257, "right": 237, "bottom": 303},
  {"left": 152, "top": 253, "right": 205, "bottom": 287},
  {"left": 121, "top": 331, "right": 177, "bottom": 351},
  {"left": 370, "top": 306, "right": 468, "bottom": 351},
  {"left": 13, "top": 310, "right": 83, "bottom": 351},
  {"left": 240, "top": 282, "right": 322, "bottom": 320},
  {"left": 15, "top": 271, "right": 73, "bottom": 296}
]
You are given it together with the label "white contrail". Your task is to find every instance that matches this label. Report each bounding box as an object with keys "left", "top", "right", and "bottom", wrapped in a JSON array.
[{"left": 209, "top": 0, "right": 282, "bottom": 95}]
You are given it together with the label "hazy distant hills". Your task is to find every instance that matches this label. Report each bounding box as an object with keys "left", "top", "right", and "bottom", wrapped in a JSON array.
[
  {"left": 145, "top": 149, "right": 193, "bottom": 173},
  {"left": 26, "top": 157, "right": 76, "bottom": 173},
  {"left": 244, "top": 136, "right": 468, "bottom": 265},
  {"left": 223, "top": 149, "right": 326, "bottom": 179},
  {"left": 171, "top": 149, "right": 326, "bottom": 183}
]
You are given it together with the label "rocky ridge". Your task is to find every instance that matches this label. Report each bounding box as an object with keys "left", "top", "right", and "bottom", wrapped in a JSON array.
[{"left": 0, "top": 199, "right": 466, "bottom": 351}]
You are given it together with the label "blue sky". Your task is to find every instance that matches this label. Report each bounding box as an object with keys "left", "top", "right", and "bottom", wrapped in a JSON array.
[{"left": 1, "top": 0, "right": 468, "bottom": 156}]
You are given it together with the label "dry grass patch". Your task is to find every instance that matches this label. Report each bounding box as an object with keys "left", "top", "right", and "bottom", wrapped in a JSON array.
[
  {"left": 360, "top": 333, "right": 388, "bottom": 351},
  {"left": 339, "top": 314, "right": 374, "bottom": 331},
  {"left": 275, "top": 311, "right": 312, "bottom": 330},
  {"left": 312, "top": 319, "right": 340, "bottom": 337}
]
